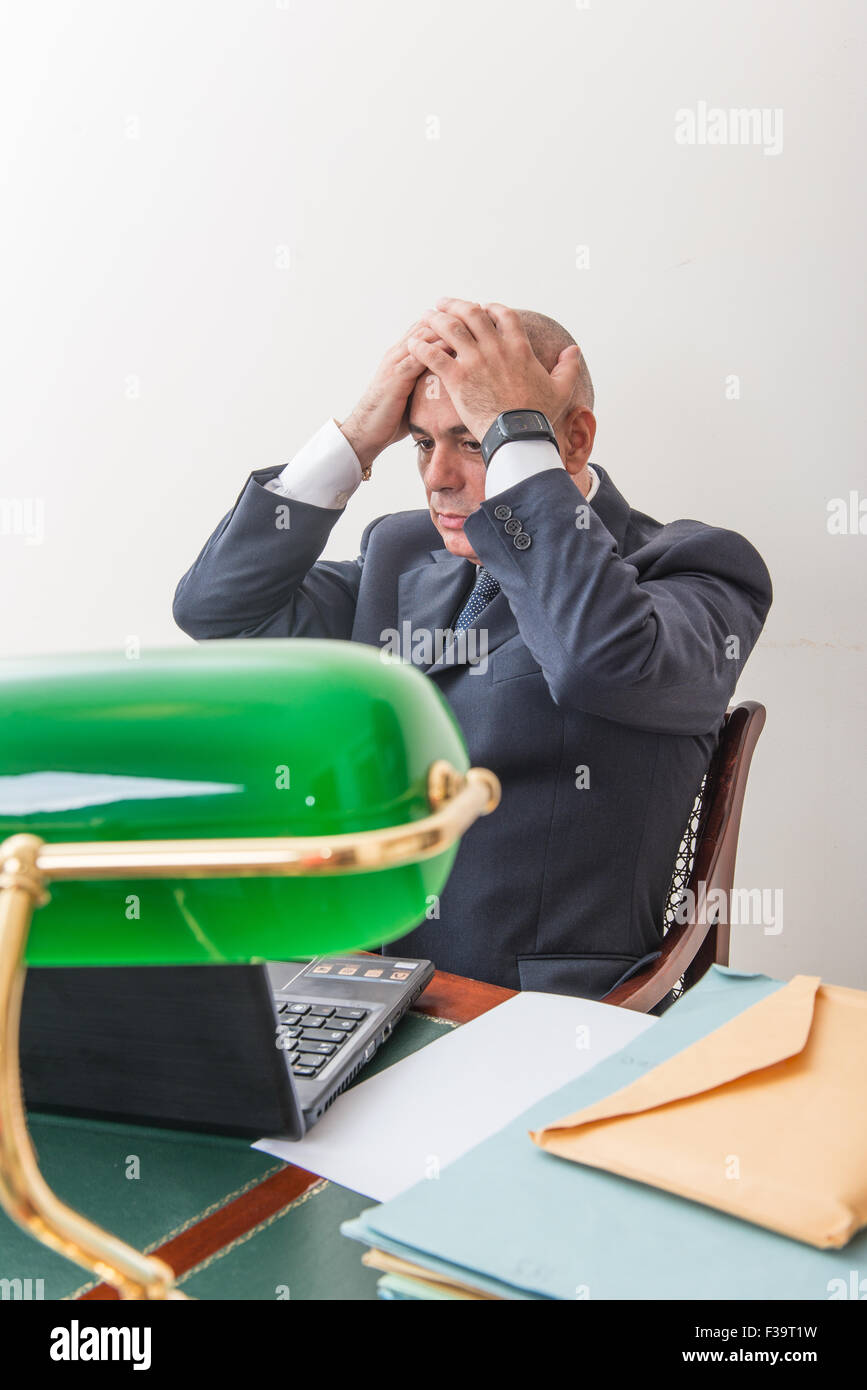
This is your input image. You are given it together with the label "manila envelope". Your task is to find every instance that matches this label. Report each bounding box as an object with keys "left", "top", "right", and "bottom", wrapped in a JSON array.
[{"left": 530, "top": 975, "right": 867, "bottom": 1249}]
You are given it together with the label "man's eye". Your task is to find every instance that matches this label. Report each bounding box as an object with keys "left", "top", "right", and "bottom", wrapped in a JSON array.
[
  {"left": 414, "top": 438, "right": 433, "bottom": 452},
  {"left": 463, "top": 440, "right": 481, "bottom": 452}
]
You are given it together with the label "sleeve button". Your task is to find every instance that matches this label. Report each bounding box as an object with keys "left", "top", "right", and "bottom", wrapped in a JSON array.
[
  {"left": 504, "top": 517, "right": 523, "bottom": 535},
  {"left": 493, "top": 504, "right": 512, "bottom": 521},
  {"left": 513, "top": 532, "right": 532, "bottom": 550}
]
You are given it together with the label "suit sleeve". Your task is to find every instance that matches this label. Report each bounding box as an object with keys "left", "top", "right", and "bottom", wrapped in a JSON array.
[
  {"left": 172, "top": 465, "right": 385, "bottom": 641},
  {"left": 463, "top": 466, "right": 773, "bottom": 735}
]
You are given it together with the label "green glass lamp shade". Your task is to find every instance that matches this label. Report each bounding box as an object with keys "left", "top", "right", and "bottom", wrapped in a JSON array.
[{"left": 0, "top": 640, "right": 471, "bottom": 966}]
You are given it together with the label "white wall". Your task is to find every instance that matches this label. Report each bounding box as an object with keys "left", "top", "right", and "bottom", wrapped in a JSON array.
[{"left": 1, "top": 0, "right": 864, "bottom": 984}]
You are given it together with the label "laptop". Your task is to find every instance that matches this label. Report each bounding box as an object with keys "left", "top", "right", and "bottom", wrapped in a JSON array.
[{"left": 19, "top": 953, "right": 435, "bottom": 1140}]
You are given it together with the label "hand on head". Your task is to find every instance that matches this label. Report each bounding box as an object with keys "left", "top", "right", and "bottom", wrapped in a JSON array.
[
  {"left": 407, "top": 297, "right": 588, "bottom": 443},
  {"left": 337, "top": 299, "right": 595, "bottom": 561}
]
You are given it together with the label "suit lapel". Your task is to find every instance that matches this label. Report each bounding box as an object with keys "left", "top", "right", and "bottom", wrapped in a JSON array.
[{"left": 397, "top": 549, "right": 518, "bottom": 677}]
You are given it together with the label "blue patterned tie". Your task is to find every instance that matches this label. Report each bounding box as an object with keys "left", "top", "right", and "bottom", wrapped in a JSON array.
[{"left": 452, "top": 566, "right": 501, "bottom": 632}]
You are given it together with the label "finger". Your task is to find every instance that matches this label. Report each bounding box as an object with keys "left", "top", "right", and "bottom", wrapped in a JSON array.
[
  {"left": 394, "top": 352, "right": 427, "bottom": 377},
  {"left": 391, "top": 322, "right": 445, "bottom": 364},
  {"left": 480, "top": 301, "right": 524, "bottom": 341},
  {"left": 394, "top": 336, "right": 453, "bottom": 374},
  {"left": 550, "top": 344, "right": 584, "bottom": 393},
  {"left": 390, "top": 319, "right": 426, "bottom": 356},
  {"left": 407, "top": 336, "right": 458, "bottom": 378},
  {"left": 396, "top": 327, "right": 453, "bottom": 362},
  {"left": 418, "top": 308, "right": 479, "bottom": 356},
  {"left": 434, "top": 297, "right": 497, "bottom": 342},
  {"left": 413, "top": 325, "right": 452, "bottom": 348}
]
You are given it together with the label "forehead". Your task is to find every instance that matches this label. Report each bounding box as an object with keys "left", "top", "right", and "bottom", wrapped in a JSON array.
[{"left": 409, "top": 375, "right": 466, "bottom": 433}]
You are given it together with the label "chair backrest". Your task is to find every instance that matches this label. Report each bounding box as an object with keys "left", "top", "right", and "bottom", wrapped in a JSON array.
[{"left": 603, "top": 700, "right": 767, "bottom": 1013}]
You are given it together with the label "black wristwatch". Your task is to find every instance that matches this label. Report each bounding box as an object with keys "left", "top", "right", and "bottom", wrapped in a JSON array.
[{"left": 480, "top": 409, "right": 558, "bottom": 468}]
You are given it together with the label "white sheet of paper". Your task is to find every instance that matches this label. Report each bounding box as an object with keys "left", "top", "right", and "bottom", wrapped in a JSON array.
[{"left": 253, "top": 990, "right": 656, "bottom": 1201}]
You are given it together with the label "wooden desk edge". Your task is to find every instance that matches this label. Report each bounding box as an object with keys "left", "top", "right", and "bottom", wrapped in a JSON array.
[{"left": 80, "top": 967, "right": 516, "bottom": 1299}]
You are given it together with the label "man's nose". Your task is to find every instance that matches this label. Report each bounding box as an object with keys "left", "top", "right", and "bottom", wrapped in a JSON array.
[{"left": 425, "top": 444, "right": 465, "bottom": 492}]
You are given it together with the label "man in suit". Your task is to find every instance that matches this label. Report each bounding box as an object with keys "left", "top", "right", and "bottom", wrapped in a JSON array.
[{"left": 173, "top": 297, "right": 772, "bottom": 1001}]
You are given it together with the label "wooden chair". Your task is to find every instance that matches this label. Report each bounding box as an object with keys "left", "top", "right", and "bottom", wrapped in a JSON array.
[{"left": 603, "top": 700, "right": 767, "bottom": 1013}]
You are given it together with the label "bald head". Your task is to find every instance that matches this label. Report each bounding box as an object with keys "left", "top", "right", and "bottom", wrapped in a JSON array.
[{"left": 516, "top": 309, "right": 595, "bottom": 410}]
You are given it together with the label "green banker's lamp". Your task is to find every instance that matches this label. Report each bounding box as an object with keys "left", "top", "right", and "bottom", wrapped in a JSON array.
[{"left": 0, "top": 639, "right": 500, "bottom": 1299}]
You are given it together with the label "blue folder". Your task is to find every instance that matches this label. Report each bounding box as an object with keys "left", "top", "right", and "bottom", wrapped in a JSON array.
[{"left": 341, "top": 967, "right": 867, "bottom": 1299}]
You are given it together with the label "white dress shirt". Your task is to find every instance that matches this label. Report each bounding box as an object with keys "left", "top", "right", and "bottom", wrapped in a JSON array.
[{"left": 264, "top": 419, "right": 600, "bottom": 526}]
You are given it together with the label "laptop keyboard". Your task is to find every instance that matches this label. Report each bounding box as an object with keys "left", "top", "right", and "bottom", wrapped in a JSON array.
[{"left": 276, "top": 1001, "right": 370, "bottom": 1081}]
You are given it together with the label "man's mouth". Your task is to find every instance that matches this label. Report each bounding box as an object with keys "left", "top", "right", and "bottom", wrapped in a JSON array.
[{"left": 437, "top": 512, "right": 467, "bottom": 531}]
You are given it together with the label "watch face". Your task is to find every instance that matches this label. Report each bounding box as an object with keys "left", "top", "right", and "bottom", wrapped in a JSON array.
[
  {"left": 504, "top": 410, "right": 549, "bottom": 433},
  {"left": 482, "top": 409, "right": 554, "bottom": 467}
]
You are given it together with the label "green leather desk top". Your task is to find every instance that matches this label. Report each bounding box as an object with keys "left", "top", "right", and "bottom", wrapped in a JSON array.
[
  {"left": 0, "top": 1011, "right": 453, "bottom": 1300},
  {"left": 181, "top": 1179, "right": 383, "bottom": 1301}
]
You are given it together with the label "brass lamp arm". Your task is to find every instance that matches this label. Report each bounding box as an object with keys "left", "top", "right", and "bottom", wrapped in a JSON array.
[
  {"left": 35, "top": 763, "right": 501, "bottom": 881},
  {"left": 0, "top": 759, "right": 500, "bottom": 1300},
  {"left": 0, "top": 838, "right": 182, "bottom": 1299}
]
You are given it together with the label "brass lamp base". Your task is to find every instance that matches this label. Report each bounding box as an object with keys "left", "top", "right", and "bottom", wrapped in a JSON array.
[{"left": 0, "top": 762, "right": 500, "bottom": 1299}]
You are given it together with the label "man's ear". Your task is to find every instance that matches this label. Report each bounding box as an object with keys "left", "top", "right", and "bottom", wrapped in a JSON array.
[{"left": 560, "top": 407, "right": 597, "bottom": 476}]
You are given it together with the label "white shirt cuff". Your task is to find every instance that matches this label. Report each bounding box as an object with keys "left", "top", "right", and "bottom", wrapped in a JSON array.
[
  {"left": 264, "top": 418, "right": 363, "bottom": 509},
  {"left": 485, "top": 439, "right": 600, "bottom": 501}
]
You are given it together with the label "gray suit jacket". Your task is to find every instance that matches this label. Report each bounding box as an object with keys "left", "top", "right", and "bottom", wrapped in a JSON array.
[{"left": 173, "top": 463, "right": 772, "bottom": 999}]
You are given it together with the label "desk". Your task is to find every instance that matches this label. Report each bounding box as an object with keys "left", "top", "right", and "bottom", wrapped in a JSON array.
[{"left": 0, "top": 969, "right": 513, "bottom": 1301}]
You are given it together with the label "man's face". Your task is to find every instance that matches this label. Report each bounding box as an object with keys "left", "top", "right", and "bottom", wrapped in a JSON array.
[{"left": 407, "top": 375, "right": 489, "bottom": 563}]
